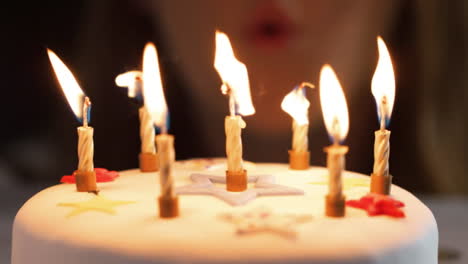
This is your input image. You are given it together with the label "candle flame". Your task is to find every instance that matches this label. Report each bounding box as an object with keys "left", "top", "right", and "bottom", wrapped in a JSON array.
[
  {"left": 214, "top": 31, "right": 255, "bottom": 116},
  {"left": 319, "top": 65, "right": 349, "bottom": 143},
  {"left": 47, "top": 49, "right": 86, "bottom": 121},
  {"left": 281, "top": 84, "right": 313, "bottom": 125},
  {"left": 372, "top": 36, "right": 395, "bottom": 128},
  {"left": 142, "top": 42, "right": 168, "bottom": 131},
  {"left": 115, "top": 71, "right": 142, "bottom": 98}
]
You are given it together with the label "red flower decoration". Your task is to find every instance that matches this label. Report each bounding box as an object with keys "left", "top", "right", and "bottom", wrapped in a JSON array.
[
  {"left": 346, "top": 194, "right": 405, "bottom": 218},
  {"left": 60, "top": 168, "right": 119, "bottom": 183}
]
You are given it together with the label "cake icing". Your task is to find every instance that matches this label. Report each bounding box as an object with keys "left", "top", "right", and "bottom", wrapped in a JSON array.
[{"left": 11, "top": 161, "right": 438, "bottom": 264}]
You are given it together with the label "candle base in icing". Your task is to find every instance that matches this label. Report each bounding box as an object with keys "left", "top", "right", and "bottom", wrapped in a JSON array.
[
  {"left": 325, "top": 194, "right": 346, "bottom": 217},
  {"left": 139, "top": 152, "right": 159, "bottom": 172},
  {"left": 226, "top": 170, "right": 247, "bottom": 192},
  {"left": 370, "top": 173, "right": 392, "bottom": 195},
  {"left": 288, "top": 150, "right": 310, "bottom": 170},
  {"left": 158, "top": 196, "right": 179, "bottom": 218},
  {"left": 74, "top": 170, "right": 98, "bottom": 192}
]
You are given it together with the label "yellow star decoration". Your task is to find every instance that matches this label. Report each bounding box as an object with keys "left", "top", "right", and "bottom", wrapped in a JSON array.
[
  {"left": 309, "top": 176, "right": 370, "bottom": 190},
  {"left": 58, "top": 195, "right": 136, "bottom": 218}
]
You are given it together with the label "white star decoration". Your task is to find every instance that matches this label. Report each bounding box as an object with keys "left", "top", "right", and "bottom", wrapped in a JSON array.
[
  {"left": 175, "top": 173, "right": 304, "bottom": 206},
  {"left": 221, "top": 207, "right": 312, "bottom": 240}
]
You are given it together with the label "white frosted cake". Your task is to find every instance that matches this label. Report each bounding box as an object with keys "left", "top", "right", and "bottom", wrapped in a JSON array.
[{"left": 11, "top": 159, "right": 438, "bottom": 264}]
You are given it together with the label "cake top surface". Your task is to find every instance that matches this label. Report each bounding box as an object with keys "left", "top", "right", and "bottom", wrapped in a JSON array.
[{"left": 13, "top": 162, "right": 437, "bottom": 263}]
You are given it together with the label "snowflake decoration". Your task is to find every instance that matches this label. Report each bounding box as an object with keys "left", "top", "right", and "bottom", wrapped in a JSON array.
[
  {"left": 176, "top": 173, "right": 304, "bottom": 206},
  {"left": 221, "top": 207, "right": 312, "bottom": 240}
]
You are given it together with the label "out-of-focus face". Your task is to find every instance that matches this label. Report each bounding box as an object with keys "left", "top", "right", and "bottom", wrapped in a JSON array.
[{"left": 142, "top": 0, "right": 401, "bottom": 158}]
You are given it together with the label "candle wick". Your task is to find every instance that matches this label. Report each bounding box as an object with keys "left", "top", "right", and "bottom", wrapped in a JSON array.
[
  {"left": 332, "top": 135, "right": 340, "bottom": 146},
  {"left": 380, "top": 96, "right": 387, "bottom": 131},
  {"left": 299, "top": 82, "right": 315, "bottom": 90},
  {"left": 229, "top": 94, "right": 235, "bottom": 117},
  {"left": 222, "top": 82, "right": 236, "bottom": 117},
  {"left": 83, "top": 97, "right": 91, "bottom": 127},
  {"left": 133, "top": 76, "right": 143, "bottom": 98},
  {"left": 331, "top": 117, "right": 340, "bottom": 145}
]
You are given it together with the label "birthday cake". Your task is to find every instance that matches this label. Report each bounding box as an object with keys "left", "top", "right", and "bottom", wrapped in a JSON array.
[{"left": 11, "top": 159, "right": 438, "bottom": 264}]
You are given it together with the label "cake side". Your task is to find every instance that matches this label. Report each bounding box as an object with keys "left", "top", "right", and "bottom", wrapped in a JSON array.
[{"left": 11, "top": 163, "right": 438, "bottom": 264}]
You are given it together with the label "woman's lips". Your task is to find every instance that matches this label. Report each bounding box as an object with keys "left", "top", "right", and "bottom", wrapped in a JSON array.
[{"left": 246, "top": 4, "right": 297, "bottom": 49}]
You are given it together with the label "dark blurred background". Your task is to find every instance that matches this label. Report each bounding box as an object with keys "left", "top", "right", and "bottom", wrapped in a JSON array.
[
  {"left": 2, "top": 0, "right": 466, "bottom": 193},
  {"left": 0, "top": 0, "right": 467, "bottom": 193},
  {"left": 1, "top": 0, "right": 468, "bottom": 263}
]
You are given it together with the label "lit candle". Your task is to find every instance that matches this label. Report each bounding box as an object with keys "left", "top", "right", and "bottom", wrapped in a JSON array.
[
  {"left": 115, "top": 70, "right": 142, "bottom": 98},
  {"left": 116, "top": 70, "right": 158, "bottom": 172},
  {"left": 47, "top": 49, "right": 97, "bottom": 193},
  {"left": 370, "top": 36, "right": 396, "bottom": 195},
  {"left": 142, "top": 42, "right": 178, "bottom": 218},
  {"left": 281, "top": 82, "right": 314, "bottom": 170},
  {"left": 214, "top": 31, "right": 255, "bottom": 192},
  {"left": 319, "top": 65, "right": 349, "bottom": 217}
]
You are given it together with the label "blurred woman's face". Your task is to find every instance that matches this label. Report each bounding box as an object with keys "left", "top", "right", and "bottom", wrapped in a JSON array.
[{"left": 144, "top": 0, "right": 400, "bottom": 132}]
